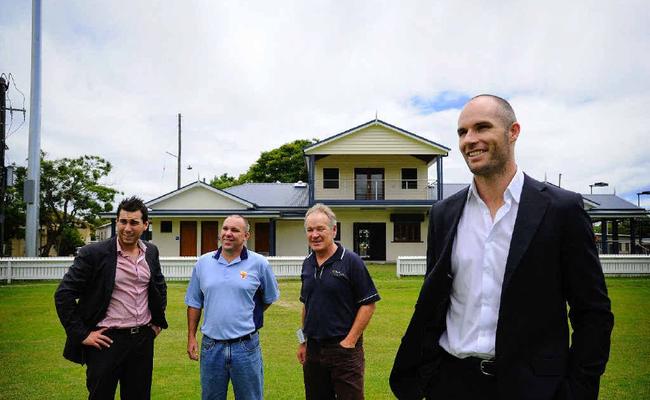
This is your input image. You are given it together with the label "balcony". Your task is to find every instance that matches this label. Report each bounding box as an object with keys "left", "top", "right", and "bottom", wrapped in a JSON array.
[{"left": 314, "top": 178, "right": 441, "bottom": 202}]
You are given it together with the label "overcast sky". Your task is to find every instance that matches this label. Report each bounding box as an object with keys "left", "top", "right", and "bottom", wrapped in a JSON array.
[{"left": 1, "top": 0, "right": 649, "bottom": 209}]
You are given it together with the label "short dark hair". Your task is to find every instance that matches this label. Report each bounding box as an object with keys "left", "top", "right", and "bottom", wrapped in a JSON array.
[
  {"left": 117, "top": 196, "right": 148, "bottom": 222},
  {"left": 471, "top": 94, "right": 517, "bottom": 128}
]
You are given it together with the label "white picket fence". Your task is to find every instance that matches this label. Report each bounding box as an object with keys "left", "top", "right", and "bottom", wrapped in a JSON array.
[
  {"left": 0, "top": 256, "right": 305, "bottom": 284},
  {"left": 396, "top": 255, "right": 650, "bottom": 277}
]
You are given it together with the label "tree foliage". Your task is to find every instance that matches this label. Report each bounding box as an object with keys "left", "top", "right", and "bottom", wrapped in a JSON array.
[
  {"left": 209, "top": 139, "right": 317, "bottom": 190},
  {"left": 5, "top": 153, "right": 119, "bottom": 256}
]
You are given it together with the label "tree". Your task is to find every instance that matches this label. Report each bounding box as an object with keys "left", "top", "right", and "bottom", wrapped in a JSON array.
[
  {"left": 6, "top": 153, "right": 119, "bottom": 256},
  {"left": 208, "top": 139, "right": 317, "bottom": 190},
  {"left": 209, "top": 173, "right": 240, "bottom": 189},
  {"left": 241, "top": 139, "right": 316, "bottom": 183}
]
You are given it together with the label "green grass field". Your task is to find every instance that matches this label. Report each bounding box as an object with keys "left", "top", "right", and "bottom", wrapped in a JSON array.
[{"left": 0, "top": 265, "right": 648, "bottom": 399}]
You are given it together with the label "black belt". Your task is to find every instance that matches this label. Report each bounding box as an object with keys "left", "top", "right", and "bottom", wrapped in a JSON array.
[
  {"left": 444, "top": 351, "right": 497, "bottom": 377},
  {"left": 217, "top": 331, "right": 257, "bottom": 344},
  {"left": 107, "top": 325, "right": 148, "bottom": 335}
]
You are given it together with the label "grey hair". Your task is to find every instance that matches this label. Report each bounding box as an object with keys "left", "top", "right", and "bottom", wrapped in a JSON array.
[
  {"left": 226, "top": 214, "right": 250, "bottom": 232},
  {"left": 470, "top": 94, "right": 517, "bottom": 128},
  {"left": 304, "top": 203, "right": 337, "bottom": 229}
]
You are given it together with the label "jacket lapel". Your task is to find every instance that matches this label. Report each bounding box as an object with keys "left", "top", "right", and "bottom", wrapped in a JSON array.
[{"left": 501, "top": 174, "right": 549, "bottom": 291}]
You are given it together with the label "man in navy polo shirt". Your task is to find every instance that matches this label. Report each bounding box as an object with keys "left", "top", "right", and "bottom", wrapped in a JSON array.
[
  {"left": 297, "top": 203, "right": 380, "bottom": 400},
  {"left": 186, "top": 215, "right": 280, "bottom": 400}
]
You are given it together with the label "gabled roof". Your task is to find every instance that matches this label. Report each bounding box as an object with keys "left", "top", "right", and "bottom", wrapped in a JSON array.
[
  {"left": 146, "top": 181, "right": 255, "bottom": 209},
  {"left": 225, "top": 183, "right": 309, "bottom": 208},
  {"left": 304, "top": 119, "right": 450, "bottom": 155}
]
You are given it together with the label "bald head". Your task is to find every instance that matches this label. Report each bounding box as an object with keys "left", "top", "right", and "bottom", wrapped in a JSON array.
[{"left": 467, "top": 94, "right": 517, "bottom": 129}]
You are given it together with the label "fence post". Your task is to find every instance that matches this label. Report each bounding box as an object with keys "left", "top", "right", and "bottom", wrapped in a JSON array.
[
  {"left": 7, "top": 260, "right": 11, "bottom": 284},
  {"left": 396, "top": 257, "right": 401, "bottom": 278}
]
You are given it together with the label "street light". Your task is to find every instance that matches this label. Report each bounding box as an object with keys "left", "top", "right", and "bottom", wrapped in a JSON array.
[
  {"left": 165, "top": 151, "right": 192, "bottom": 189},
  {"left": 589, "top": 181, "right": 608, "bottom": 194},
  {"left": 637, "top": 191, "right": 650, "bottom": 207}
]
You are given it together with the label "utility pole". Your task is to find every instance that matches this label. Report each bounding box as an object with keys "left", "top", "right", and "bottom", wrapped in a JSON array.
[
  {"left": 177, "top": 113, "right": 181, "bottom": 189},
  {"left": 25, "top": 0, "right": 42, "bottom": 257},
  {"left": 0, "top": 77, "right": 7, "bottom": 256},
  {"left": 1, "top": 76, "right": 26, "bottom": 256}
]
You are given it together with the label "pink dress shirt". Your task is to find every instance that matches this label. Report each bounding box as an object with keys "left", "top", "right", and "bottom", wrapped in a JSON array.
[{"left": 98, "top": 240, "right": 152, "bottom": 328}]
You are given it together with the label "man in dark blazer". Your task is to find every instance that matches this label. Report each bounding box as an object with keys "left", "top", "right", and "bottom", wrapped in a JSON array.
[
  {"left": 390, "top": 95, "right": 613, "bottom": 400},
  {"left": 55, "top": 196, "right": 168, "bottom": 400}
]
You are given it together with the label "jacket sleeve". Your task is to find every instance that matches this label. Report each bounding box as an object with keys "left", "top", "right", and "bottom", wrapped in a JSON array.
[
  {"left": 54, "top": 247, "right": 95, "bottom": 344},
  {"left": 561, "top": 193, "right": 614, "bottom": 399},
  {"left": 148, "top": 244, "right": 168, "bottom": 328}
]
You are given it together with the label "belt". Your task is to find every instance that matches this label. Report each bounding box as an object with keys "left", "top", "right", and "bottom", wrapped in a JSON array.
[
  {"left": 107, "top": 325, "right": 148, "bottom": 335},
  {"left": 444, "top": 351, "right": 497, "bottom": 377},
  {"left": 217, "top": 331, "right": 257, "bottom": 344}
]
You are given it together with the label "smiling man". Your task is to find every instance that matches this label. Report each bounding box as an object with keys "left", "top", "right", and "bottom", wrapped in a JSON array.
[
  {"left": 390, "top": 95, "right": 614, "bottom": 400},
  {"left": 297, "top": 203, "right": 380, "bottom": 400},
  {"left": 55, "top": 196, "right": 168, "bottom": 400},
  {"left": 186, "top": 215, "right": 279, "bottom": 400}
]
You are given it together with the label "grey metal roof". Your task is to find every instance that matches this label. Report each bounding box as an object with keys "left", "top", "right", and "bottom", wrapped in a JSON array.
[
  {"left": 225, "top": 183, "right": 310, "bottom": 207},
  {"left": 581, "top": 194, "right": 644, "bottom": 210}
]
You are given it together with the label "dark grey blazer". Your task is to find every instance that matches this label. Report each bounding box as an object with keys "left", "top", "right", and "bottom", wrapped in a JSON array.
[
  {"left": 54, "top": 237, "right": 168, "bottom": 364},
  {"left": 390, "top": 174, "right": 613, "bottom": 400}
]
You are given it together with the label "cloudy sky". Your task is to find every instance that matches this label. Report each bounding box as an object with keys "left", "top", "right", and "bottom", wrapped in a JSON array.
[{"left": 1, "top": 0, "right": 649, "bottom": 208}]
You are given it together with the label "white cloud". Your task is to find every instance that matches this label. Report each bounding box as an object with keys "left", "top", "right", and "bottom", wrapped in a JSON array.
[{"left": 0, "top": 0, "right": 648, "bottom": 207}]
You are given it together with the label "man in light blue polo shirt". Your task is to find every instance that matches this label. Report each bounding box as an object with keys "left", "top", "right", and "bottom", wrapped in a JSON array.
[{"left": 186, "top": 215, "right": 280, "bottom": 400}]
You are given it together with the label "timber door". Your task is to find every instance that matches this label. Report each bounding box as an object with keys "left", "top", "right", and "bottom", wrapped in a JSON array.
[
  {"left": 353, "top": 223, "right": 386, "bottom": 261},
  {"left": 255, "top": 223, "right": 270, "bottom": 256},
  {"left": 180, "top": 221, "right": 197, "bottom": 256},
  {"left": 201, "top": 221, "right": 219, "bottom": 254}
]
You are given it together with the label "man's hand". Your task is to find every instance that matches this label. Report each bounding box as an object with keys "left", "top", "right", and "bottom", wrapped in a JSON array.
[
  {"left": 187, "top": 336, "right": 199, "bottom": 361},
  {"left": 297, "top": 343, "right": 307, "bottom": 365},
  {"left": 82, "top": 328, "right": 113, "bottom": 349},
  {"left": 339, "top": 338, "right": 356, "bottom": 349},
  {"left": 150, "top": 324, "right": 162, "bottom": 337}
]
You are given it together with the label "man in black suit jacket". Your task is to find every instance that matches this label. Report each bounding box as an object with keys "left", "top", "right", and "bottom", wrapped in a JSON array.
[
  {"left": 390, "top": 95, "right": 613, "bottom": 400},
  {"left": 55, "top": 196, "right": 168, "bottom": 400}
]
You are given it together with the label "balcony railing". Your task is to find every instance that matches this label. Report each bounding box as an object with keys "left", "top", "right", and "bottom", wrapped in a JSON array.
[{"left": 314, "top": 178, "right": 440, "bottom": 200}]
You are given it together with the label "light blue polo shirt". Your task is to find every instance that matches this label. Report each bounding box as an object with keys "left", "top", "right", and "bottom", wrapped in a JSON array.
[{"left": 185, "top": 247, "right": 280, "bottom": 340}]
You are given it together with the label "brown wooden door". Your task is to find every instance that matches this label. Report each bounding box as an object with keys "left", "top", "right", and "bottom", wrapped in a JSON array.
[
  {"left": 201, "top": 221, "right": 219, "bottom": 254},
  {"left": 180, "top": 221, "right": 197, "bottom": 256},
  {"left": 255, "top": 222, "right": 270, "bottom": 255}
]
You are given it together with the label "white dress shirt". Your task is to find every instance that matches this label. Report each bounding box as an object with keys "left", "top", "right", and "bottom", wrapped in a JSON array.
[{"left": 439, "top": 168, "right": 524, "bottom": 359}]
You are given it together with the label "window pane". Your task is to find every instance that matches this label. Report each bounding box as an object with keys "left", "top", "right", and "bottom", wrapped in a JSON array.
[
  {"left": 323, "top": 168, "right": 339, "bottom": 189},
  {"left": 401, "top": 168, "right": 418, "bottom": 189},
  {"left": 394, "top": 221, "right": 420, "bottom": 242}
]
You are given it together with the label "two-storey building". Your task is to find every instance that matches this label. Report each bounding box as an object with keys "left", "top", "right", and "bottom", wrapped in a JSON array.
[{"left": 130, "top": 119, "right": 451, "bottom": 261}]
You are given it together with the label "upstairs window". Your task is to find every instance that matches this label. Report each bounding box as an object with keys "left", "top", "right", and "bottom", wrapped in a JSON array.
[
  {"left": 323, "top": 168, "right": 339, "bottom": 189},
  {"left": 402, "top": 168, "right": 418, "bottom": 189}
]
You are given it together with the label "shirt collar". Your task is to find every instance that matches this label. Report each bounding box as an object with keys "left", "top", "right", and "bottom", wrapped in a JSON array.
[
  {"left": 214, "top": 246, "right": 249, "bottom": 261},
  {"left": 116, "top": 238, "right": 146, "bottom": 255},
  {"left": 308, "top": 242, "right": 344, "bottom": 267},
  {"left": 466, "top": 168, "right": 524, "bottom": 205}
]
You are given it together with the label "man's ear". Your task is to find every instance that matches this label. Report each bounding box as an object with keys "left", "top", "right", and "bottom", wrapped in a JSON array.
[{"left": 509, "top": 122, "right": 521, "bottom": 143}]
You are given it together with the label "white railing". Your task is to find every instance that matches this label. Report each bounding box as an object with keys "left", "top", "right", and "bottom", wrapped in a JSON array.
[
  {"left": 396, "top": 255, "right": 650, "bottom": 277},
  {"left": 0, "top": 256, "right": 305, "bottom": 284}
]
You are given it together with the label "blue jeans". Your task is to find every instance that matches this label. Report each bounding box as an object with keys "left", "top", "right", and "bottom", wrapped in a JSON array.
[{"left": 200, "top": 332, "right": 264, "bottom": 400}]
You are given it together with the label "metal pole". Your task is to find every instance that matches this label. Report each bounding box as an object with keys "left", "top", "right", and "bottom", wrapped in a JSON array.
[
  {"left": 0, "top": 77, "right": 7, "bottom": 256},
  {"left": 177, "top": 113, "right": 181, "bottom": 189},
  {"left": 25, "top": 0, "right": 42, "bottom": 257}
]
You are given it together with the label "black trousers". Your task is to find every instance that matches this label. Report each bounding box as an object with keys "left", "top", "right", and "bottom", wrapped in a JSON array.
[
  {"left": 303, "top": 339, "right": 365, "bottom": 400},
  {"left": 426, "top": 351, "right": 498, "bottom": 400},
  {"left": 85, "top": 327, "right": 155, "bottom": 400}
]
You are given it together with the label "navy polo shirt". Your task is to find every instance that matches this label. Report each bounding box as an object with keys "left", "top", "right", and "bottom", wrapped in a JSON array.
[{"left": 300, "top": 243, "right": 380, "bottom": 340}]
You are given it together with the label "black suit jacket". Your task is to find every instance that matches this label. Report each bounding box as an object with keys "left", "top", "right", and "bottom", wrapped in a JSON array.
[
  {"left": 54, "top": 237, "right": 168, "bottom": 364},
  {"left": 390, "top": 175, "right": 613, "bottom": 400}
]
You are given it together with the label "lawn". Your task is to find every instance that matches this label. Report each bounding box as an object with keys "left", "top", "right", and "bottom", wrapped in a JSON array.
[{"left": 0, "top": 265, "right": 648, "bottom": 399}]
